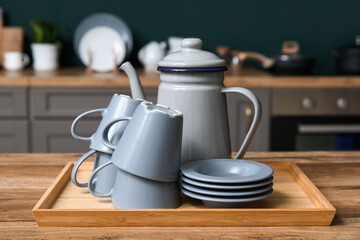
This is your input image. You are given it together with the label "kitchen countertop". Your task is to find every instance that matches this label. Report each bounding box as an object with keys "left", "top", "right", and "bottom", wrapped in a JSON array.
[
  {"left": 2, "top": 68, "right": 360, "bottom": 88},
  {"left": 1, "top": 151, "right": 359, "bottom": 239}
]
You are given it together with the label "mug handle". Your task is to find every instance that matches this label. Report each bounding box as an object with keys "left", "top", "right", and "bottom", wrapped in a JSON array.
[
  {"left": 88, "top": 161, "right": 113, "bottom": 197},
  {"left": 102, "top": 117, "right": 132, "bottom": 150},
  {"left": 22, "top": 53, "right": 30, "bottom": 67},
  {"left": 71, "top": 150, "right": 97, "bottom": 187},
  {"left": 222, "top": 87, "right": 262, "bottom": 159},
  {"left": 71, "top": 108, "right": 105, "bottom": 141}
]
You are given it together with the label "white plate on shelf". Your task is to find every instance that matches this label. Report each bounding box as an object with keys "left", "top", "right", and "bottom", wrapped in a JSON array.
[
  {"left": 78, "top": 26, "right": 126, "bottom": 72},
  {"left": 74, "top": 13, "right": 133, "bottom": 72}
]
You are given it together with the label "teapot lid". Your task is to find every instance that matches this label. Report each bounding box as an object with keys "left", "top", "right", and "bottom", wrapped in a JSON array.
[{"left": 157, "top": 38, "right": 226, "bottom": 72}]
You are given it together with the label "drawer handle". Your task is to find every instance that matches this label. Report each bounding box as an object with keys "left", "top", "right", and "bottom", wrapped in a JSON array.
[
  {"left": 298, "top": 124, "right": 360, "bottom": 133},
  {"left": 71, "top": 108, "right": 105, "bottom": 141}
]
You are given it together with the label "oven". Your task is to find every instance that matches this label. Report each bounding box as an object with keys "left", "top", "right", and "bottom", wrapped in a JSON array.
[{"left": 271, "top": 88, "right": 360, "bottom": 151}]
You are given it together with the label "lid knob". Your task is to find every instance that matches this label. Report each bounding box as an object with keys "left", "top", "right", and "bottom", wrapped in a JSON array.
[{"left": 181, "top": 38, "right": 203, "bottom": 50}]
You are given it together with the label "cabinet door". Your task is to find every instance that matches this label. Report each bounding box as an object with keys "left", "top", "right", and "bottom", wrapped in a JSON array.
[
  {"left": 0, "top": 88, "right": 27, "bottom": 117},
  {"left": 31, "top": 120, "right": 101, "bottom": 153},
  {"left": 30, "top": 88, "right": 132, "bottom": 119},
  {"left": 143, "top": 88, "right": 158, "bottom": 103},
  {"left": 0, "top": 120, "right": 29, "bottom": 153},
  {"left": 226, "top": 88, "right": 271, "bottom": 152}
]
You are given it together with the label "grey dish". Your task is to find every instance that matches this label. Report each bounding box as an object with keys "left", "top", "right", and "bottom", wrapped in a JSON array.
[
  {"left": 181, "top": 187, "right": 273, "bottom": 208},
  {"left": 181, "top": 175, "right": 274, "bottom": 190},
  {"left": 181, "top": 159, "right": 274, "bottom": 184},
  {"left": 74, "top": 12, "right": 133, "bottom": 60},
  {"left": 181, "top": 181, "right": 273, "bottom": 197}
]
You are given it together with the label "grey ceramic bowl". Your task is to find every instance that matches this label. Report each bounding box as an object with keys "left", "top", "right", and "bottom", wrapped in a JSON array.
[
  {"left": 181, "top": 159, "right": 274, "bottom": 184},
  {"left": 181, "top": 181, "right": 273, "bottom": 197},
  {"left": 181, "top": 175, "right": 274, "bottom": 190},
  {"left": 181, "top": 187, "right": 273, "bottom": 208}
]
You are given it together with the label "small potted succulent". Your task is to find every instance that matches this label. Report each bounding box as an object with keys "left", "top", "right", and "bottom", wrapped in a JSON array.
[{"left": 30, "top": 20, "right": 60, "bottom": 71}]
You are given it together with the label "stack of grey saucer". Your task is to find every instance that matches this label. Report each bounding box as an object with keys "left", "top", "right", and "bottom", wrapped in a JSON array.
[{"left": 180, "top": 159, "right": 274, "bottom": 208}]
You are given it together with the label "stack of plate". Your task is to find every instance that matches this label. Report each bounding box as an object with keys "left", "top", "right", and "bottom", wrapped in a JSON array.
[{"left": 180, "top": 159, "right": 274, "bottom": 208}]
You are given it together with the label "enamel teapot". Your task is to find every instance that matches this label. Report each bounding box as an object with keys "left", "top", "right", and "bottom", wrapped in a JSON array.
[
  {"left": 156, "top": 38, "right": 262, "bottom": 165},
  {"left": 122, "top": 38, "right": 262, "bottom": 165}
]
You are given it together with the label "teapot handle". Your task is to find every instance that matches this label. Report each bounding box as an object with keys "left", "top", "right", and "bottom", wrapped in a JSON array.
[{"left": 222, "top": 87, "right": 262, "bottom": 159}]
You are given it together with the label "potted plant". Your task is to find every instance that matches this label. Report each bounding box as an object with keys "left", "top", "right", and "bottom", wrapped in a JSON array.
[{"left": 30, "top": 20, "right": 60, "bottom": 71}]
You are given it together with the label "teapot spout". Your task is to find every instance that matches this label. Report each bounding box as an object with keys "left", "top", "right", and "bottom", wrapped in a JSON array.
[{"left": 119, "top": 62, "right": 146, "bottom": 100}]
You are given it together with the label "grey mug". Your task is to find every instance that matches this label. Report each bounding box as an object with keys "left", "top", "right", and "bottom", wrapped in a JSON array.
[
  {"left": 70, "top": 94, "right": 144, "bottom": 189},
  {"left": 71, "top": 151, "right": 116, "bottom": 194},
  {"left": 71, "top": 94, "right": 144, "bottom": 154},
  {"left": 102, "top": 102, "right": 183, "bottom": 182},
  {"left": 88, "top": 162, "right": 181, "bottom": 209}
]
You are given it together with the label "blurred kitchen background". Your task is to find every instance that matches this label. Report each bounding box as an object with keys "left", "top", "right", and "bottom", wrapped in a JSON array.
[
  {"left": 3, "top": 0, "right": 360, "bottom": 73},
  {"left": 1, "top": 0, "right": 360, "bottom": 153}
]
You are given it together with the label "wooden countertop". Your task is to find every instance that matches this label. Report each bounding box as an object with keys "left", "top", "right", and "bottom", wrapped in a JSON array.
[
  {"left": 2, "top": 68, "right": 360, "bottom": 88},
  {"left": 1, "top": 151, "right": 359, "bottom": 239}
]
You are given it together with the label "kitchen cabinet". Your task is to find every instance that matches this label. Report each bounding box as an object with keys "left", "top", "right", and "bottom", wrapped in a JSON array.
[
  {"left": 0, "top": 88, "right": 27, "bottom": 117},
  {"left": 30, "top": 87, "right": 158, "bottom": 119},
  {"left": 0, "top": 120, "right": 29, "bottom": 152},
  {"left": 0, "top": 85, "right": 269, "bottom": 153},
  {"left": 30, "top": 88, "right": 125, "bottom": 153},
  {"left": 227, "top": 88, "right": 271, "bottom": 152},
  {"left": 0, "top": 88, "right": 29, "bottom": 153},
  {"left": 31, "top": 120, "right": 99, "bottom": 153},
  {"left": 31, "top": 88, "right": 119, "bottom": 118},
  {"left": 29, "top": 87, "right": 158, "bottom": 153},
  {"left": 3, "top": 68, "right": 360, "bottom": 153}
]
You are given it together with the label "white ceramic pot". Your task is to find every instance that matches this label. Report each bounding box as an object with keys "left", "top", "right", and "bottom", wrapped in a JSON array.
[
  {"left": 138, "top": 41, "right": 166, "bottom": 72},
  {"left": 31, "top": 43, "right": 59, "bottom": 71}
]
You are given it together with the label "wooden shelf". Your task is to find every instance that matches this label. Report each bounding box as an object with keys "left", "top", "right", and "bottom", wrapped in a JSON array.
[
  {"left": 1, "top": 67, "right": 360, "bottom": 88},
  {"left": 0, "top": 68, "right": 160, "bottom": 88}
]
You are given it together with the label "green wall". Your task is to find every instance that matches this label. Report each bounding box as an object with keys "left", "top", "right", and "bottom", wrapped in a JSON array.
[{"left": 2, "top": 0, "right": 359, "bottom": 74}]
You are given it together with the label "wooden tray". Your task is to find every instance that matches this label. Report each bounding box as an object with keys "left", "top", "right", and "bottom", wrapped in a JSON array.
[{"left": 32, "top": 161, "right": 335, "bottom": 227}]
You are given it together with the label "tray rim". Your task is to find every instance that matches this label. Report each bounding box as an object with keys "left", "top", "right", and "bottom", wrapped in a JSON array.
[{"left": 32, "top": 161, "right": 336, "bottom": 226}]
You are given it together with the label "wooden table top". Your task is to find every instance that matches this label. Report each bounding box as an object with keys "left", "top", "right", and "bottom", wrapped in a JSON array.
[
  {"left": 2, "top": 67, "right": 360, "bottom": 88},
  {"left": 1, "top": 151, "right": 359, "bottom": 239}
]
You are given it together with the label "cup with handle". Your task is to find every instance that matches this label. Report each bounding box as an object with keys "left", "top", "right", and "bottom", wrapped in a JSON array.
[
  {"left": 70, "top": 94, "right": 144, "bottom": 191},
  {"left": 102, "top": 102, "right": 183, "bottom": 182},
  {"left": 4, "top": 52, "right": 30, "bottom": 71},
  {"left": 88, "top": 163, "right": 181, "bottom": 209}
]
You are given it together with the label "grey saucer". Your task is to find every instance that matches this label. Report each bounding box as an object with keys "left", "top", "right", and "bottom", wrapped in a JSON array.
[
  {"left": 181, "top": 159, "right": 274, "bottom": 184},
  {"left": 181, "top": 181, "right": 273, "bottom": 197},
  {"left": 74, "top": 12, "right": 133, "bottom": 60},
  {"left": 181, "top": 175, "right": 274, "bottom": 190},
  {"left": 181, "top": 187, "right": 273, "bottom": 208}
]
